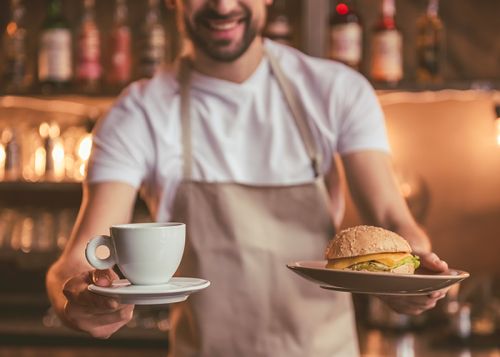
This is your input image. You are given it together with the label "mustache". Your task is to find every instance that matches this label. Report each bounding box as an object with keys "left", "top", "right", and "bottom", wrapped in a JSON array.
[{"left": 194, "top": 6, "right": 251, "bottom": 24}]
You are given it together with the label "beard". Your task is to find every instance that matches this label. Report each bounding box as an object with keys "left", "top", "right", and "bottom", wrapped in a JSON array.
[{"left": 184, "top": 3, "right": 259, "bottom": 62}]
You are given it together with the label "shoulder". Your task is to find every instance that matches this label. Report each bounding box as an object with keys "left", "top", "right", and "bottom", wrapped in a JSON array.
[
  {"left": 96, "top": 67, "right": 179, "bottom": 131},
  {"left": 118, "top": 67, "right": 179, "bottom": 110},
  {"left": 264, "top": 39, "right": 370, "bottom": 95}
]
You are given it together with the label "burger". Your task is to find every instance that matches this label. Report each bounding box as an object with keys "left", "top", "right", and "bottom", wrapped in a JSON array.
[{"left": 324, "top": 225, "right": 420, "bottom": 274}]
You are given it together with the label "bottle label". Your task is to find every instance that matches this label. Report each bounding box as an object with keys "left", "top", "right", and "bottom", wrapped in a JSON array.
[
  {"left": 329, "top": 23, "right": 362, "bottom": 64},
  {"left": 38, "top": 29, "right": 72, "bottom": 81},
  {"left": 108, "top": 27, "right": 131, "bottom": 83},
  {"left": 77, "top": 24, "right": 102, "bottom": 80},
  {"left": 371, "top": 30, "right": 402, "bottom": 82},
  {"left": 140, "top": 26, "right": 166, "bottom": 77}
]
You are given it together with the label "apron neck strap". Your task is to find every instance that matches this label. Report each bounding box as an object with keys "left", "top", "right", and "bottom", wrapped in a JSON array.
[
  {"left": 178, "top": 49, "right": 323, "bottom": 179},
  {"left": 265, "top": 49, "right": 322, "bottom": 177},
  {"left": 179, "top": 58, "right": 193, "bottom": 179}
]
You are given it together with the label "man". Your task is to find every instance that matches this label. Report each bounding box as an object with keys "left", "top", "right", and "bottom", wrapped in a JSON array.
[{"left": 46, "top": 0, "right": 448, "bottom": 356}]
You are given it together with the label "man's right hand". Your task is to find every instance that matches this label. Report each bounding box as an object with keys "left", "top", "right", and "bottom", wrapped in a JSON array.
[{"left": 62, "top": 269, "right": 134, "bottom": 339}]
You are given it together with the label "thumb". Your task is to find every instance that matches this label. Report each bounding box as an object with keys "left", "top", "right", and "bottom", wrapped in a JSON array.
[
  {"left": 91, "top": 269, "right": 118, "bottom": 287},
  {"left": 419, "top": 252, "right": 448, "bottom": 273}
]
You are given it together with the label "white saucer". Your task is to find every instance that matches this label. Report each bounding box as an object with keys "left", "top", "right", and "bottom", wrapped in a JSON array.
[{"left": 88, "top": 277, "right": 211, "bottom": 305}]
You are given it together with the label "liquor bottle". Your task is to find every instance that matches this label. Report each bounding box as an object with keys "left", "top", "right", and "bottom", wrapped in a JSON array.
[
  {"left": 2, "top": 128, "right": 21, "bottom": 181},
  {"left": 264, "top": 0, "right": 293, "bottom": 46},
  {"left": 106, "top": 0, "right": 132, "bottom": 94},
  {"left": 76, "top": 0, "right": 102, "bottom": 94},
  {"left": 38, "top": 0, "right": 73, "bottom": 94},
  {"left": 137, "top": 0, "right": 167, "bottom": 78},
  {"left": 1, "top": 0, "right": 30, "bottom": 94},
  {"left": 370, "top": 0, "right": 403, "bottom": 86},
  {"left": 328, "top": 0, "right": 362, "bottom": 70},
  {"left": 416, "top": 0, "right": 444, "bottom": 84}
]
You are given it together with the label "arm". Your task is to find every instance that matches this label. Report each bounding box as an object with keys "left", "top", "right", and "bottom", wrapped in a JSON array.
[
  {"left": 341, "top": 150, "right": 431, "bottom": 254},
  {"left": 46, "top": 181, "right": 138, "bottom": 338},
  {"left": 342, "top": 150, "right": 448, "bottom": 314}
]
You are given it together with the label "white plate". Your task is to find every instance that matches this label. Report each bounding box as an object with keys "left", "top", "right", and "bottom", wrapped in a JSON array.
[
  {"left": 88, "top": 277, "right": 211, "bottom": 305},
  {"left": 287, "top": 260, "right": 469, "bottom": 296}
]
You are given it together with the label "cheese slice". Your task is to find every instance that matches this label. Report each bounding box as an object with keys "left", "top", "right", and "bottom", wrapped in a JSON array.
[{"left": 326, "top": 252, "right": 411, "bottom": 269}]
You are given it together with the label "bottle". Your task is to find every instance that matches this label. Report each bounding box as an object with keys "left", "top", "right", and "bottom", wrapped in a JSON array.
[
  {"left": 2, "top": 128, "right": 21, "bottom": 181},
  {"left": 137, "top": 0, "right": 167, "bottom": 79},
  {"left": 416, "top": 0, "right": 444, "bottom": 85},
  {"left": 264, "top": 0, "right": 293, "bottom": 46},
  {"left": 328, "top": 0, "right": 362, "bottom": 70},
  {"left": 106, "top": 0, "right": 132, "bottom": 94},
  {"left": 76, "top": 0, "right": 102, "bottom": 95},
  {"left": 1, "top": 0, "right": 30, "bottom": 94},
  {"left": 370, "top": 0, "right": 403, "bottom": 86},
  {"left": 38, "top": 0, "right": 73, "bottom": 94}
]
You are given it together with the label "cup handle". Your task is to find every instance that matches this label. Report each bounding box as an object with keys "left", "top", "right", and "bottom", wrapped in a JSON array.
[{"left": 85, "top": 235, "right": 116, "bottom": 270}]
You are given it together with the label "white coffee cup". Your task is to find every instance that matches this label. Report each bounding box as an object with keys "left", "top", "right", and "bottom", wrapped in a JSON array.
[{"left": 85, "top": 222, "right": 185, "bottom": 285}]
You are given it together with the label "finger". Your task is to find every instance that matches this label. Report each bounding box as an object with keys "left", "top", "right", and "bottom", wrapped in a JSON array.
[
  {"left": 91, "top": 269, "right": 119, "bottom": 287},
  {"left": 379, "top": 295, "right": 439, "bottom": 311},
  {"left": 419, "top": 252, "right": 448, "bottom": 272},
  {"left": 63, "top": 275, "right": 120, "bottom": 310},
  {"left": 77, "top": 305, "right": 134, "bottom": 327},
  {"left": 65, "top": 304, "right": 134, "bottom": 335},
  {"left": 428, "top": 290, "right": 447, "bottom": 300}
]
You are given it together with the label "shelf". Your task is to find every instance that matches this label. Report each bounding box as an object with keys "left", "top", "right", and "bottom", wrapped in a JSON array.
[{"left": 0, "top": 181, "right": 83, "bottom": 207}]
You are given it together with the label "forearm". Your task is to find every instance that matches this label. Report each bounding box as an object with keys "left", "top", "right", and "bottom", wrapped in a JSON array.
[{"left": 342, "top": 151, "right": 432, "bottom": 253}]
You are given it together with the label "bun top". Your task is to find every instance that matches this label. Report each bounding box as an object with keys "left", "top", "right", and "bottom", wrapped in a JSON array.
[{"left": 325, "top": 225, "right": 412, "bottom": 260}]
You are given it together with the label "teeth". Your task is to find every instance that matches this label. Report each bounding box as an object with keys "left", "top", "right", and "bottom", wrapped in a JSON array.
[{"left": 208, "top": 20, "right": 239, "bottom": 31}]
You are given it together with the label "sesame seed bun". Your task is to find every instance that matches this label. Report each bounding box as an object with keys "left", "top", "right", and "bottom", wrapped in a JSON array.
[{"left": 325, "top": 225, "right": 412, "bottom": 260}]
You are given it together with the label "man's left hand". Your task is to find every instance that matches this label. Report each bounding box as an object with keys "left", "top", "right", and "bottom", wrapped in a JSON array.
[{"left": 378, "top": 252, "right": 449, "bottom": 316}]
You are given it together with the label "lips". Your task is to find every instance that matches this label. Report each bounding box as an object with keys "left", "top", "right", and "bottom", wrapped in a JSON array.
[
  {"left": 205, "top": 18, "right": 244, "bottom": 31},
  {"left": 200, "top": 16, "right": 246, "bottom": 41}
]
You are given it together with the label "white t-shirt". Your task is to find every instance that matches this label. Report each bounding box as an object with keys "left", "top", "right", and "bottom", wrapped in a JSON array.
[{"left": 87, "top": 40, "right": 389, "bottom": 221}]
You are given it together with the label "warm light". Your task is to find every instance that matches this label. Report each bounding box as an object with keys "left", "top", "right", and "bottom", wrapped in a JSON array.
[
  {"left": 495, "top": 118, "right": 500, "bottom": 146},
  {"left": 34, "top": 146, "right": 46, "bottom": 177},
  {"left": 6, "top": 22, "right": 17, "bottom": 36},
  {"left": 39, "top": 122, "right": 50, "bottom": 138},
  {"left": 0, "top": 144, "right": 5, "bottom": 180},
  {"left": 52, "top": 140, "right": 66, "bottom": 181},
  {"left": 20, "top": 217, "right": 34, "bottom": 253},
  {"left": 77, "top": 162, "right": 87, "bottom": 179},
  {"left": 336, "top": 3, "right": 349, "bottom": 15},
  {"left": 49, "top": 122, "right": 60, "bottom": 138},
  {"left": 1, "top": 128, "right": 13, "bottom": 143},
  {"left": 77, "top": 134, "right": 93, "bottom": 161}
]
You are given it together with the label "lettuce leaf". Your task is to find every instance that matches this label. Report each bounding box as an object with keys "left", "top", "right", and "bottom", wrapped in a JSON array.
[
  {"left": 393, "top": 255, "right": 420, "bottom": 269},
  {"left": 348, "top": 255, "right": 420, "bottom": 272}
]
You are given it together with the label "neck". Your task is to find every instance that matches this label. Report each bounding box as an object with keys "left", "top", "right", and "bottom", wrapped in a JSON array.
[{"left": 190, "top": 37, "right": 265, "bottom": 83}]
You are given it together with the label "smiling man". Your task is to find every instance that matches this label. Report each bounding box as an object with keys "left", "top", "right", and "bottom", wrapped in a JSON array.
[{"left": 46, "top": 1, "right": 449, "bottom": 356}]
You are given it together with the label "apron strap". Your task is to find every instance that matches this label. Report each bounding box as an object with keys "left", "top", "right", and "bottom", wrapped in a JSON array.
[
  {"left": 178, "top": 48, "right": 323, "bottom": 179},
  {"left": 178, "top": 58, "right": 193, "bottom": 179},
  {"left": 265, "top": 49, "right": 322, "bottom": 177}
]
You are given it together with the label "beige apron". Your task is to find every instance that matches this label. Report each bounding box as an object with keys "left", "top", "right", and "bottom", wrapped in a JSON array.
[{"left": 168, "top": 52, "right": 359, "bottom": 357}]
